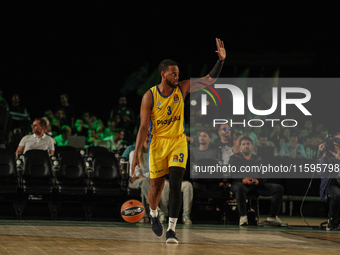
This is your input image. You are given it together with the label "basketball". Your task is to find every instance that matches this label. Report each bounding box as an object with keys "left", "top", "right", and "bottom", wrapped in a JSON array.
[{"left": 121, "top": 200, "right": 145, "bottom": 223}]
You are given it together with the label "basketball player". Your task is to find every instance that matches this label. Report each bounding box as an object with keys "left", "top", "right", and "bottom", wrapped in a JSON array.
[{"left": 131, "top": 38, "right": 226, "bottom": 243}]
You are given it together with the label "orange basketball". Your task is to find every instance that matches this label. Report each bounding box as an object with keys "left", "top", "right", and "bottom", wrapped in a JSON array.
[{"left": 121, "top": 200, "right": 145, "bottom": 223}]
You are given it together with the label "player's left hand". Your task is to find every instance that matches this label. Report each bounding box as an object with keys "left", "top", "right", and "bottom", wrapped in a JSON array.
[{"left": 215, "top": 38, "right": 226, "bottom": 60}]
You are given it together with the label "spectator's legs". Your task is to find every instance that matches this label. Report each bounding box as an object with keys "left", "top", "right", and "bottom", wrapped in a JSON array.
[
  {"left": 181, "top": 181, "right": 193, "bottom": 219},
  {"left": 255, "top": 183, "right": 284, "bottom": 217},
  {"left": 230, "top": 182, "right": 248, "bottom": 216}
]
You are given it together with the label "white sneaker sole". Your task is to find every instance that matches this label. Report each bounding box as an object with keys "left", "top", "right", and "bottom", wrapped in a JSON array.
[{"left": 166, "top": 238, "right": 178, "bottom": 244}]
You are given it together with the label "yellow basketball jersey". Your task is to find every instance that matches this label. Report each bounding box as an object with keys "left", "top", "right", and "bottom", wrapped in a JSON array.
[{"left": 149, "top": 85, "right": 185, "bottom": 137}]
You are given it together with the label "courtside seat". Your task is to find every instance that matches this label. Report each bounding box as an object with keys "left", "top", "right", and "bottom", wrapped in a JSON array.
[
  {"left": 51, "top": 150, "right": 89, "bottom": 220},
  {"left": 90, "top": 152, "right": 123, "bottom": 196},
  {"left": 0, "top": 148, "right": 19, "bottom": 195},
  {"left": 55, "top": 150, "right": 89, "bottom": 195},
  {"left": 22, "top": 150, "right": 55, "bottom": 195},
  {"left": 54, "top": 146, "right": 77, "bottom": 158},
  {"left": 87, "top": 146, "right": 109, "bottom": 159},
  {"left": 86, "top": 152, "right": 124, "bottom": 220},
  {"left": 11, "top": 150, "right": 56, "bottom": 220},
  {"left": 191, "top": 158, "right": 227, "bottom": 224}
]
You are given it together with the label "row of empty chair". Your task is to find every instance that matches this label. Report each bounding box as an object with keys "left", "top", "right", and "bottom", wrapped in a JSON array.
[{"left": 0, "top": 146, "right": 127, "bottom": 220}]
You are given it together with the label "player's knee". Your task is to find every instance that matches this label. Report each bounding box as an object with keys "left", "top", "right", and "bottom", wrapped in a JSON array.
[
  {"left": 169, "top": 167, "right": 184, "bottom": 191},
  {"left": 150, "top": 177, "right": 165, "bottom": 195}
]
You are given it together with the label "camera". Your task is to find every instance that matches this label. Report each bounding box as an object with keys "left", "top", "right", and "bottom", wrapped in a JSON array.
[{"left": 322, "top": 135, "right": 340, "bottom": 153}]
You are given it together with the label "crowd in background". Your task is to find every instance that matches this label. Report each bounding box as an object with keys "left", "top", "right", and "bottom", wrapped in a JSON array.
[{"left": 0, "top": 88, "right": 328, "bottom": 160}]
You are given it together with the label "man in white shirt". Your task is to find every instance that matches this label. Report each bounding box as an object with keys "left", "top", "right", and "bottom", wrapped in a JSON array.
[{"left": 16, "top": 118, "right": 55, "bottom": 155}]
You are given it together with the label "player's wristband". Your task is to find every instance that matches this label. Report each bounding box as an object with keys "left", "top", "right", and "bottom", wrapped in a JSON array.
[{"left": 208, "top": 59, "right": 224, "bottom": 78}]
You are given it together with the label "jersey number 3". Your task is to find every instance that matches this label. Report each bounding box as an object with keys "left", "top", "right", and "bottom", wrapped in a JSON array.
[
  {"left": 179, "top": 153, "right": 184, "bottom": 163},
  {"left": 167, "top": 106, "right": 172, "bottom": 115}
]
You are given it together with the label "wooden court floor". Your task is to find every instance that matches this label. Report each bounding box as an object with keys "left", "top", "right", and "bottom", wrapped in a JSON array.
[{"left": 0, "top": 217, "right": 340, "bottom": 255}]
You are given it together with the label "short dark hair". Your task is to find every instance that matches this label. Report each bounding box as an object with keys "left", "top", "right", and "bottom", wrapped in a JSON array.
[
  {"left": 199, "top": 129, "right": 212, "bottom": 138},
  {"left": 158, "top": 59, "right": 178, "bottom": 74},
  {"left": 36, "top": 118, "right": 47, "bottom": 128},
  {"left": 239, "top": 136, "right": 253, "bottom": 145},
  {"left": 60, "top": 125, "right": 71, "bottom": 134}
]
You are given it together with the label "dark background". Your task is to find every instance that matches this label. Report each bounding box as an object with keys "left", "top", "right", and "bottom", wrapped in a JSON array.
[{"left": 1, "top": 1, "right": 339, "bottom": 131}]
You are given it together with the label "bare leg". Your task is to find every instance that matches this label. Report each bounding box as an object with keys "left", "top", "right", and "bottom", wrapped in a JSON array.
[{"left": 148, "top": 176, "right": 166, "bottom": 210}]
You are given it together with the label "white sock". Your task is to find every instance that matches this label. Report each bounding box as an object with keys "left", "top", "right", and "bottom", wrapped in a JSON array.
[
  {"left": 150, "top": 207, "right": 158, "bottom": 218},
  {"left": 167, "top": 217, "right": 177, "bottom": 232}
]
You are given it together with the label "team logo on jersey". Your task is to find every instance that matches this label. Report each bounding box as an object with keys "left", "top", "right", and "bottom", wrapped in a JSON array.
[
  {"left": 173, "top": 155, "right": 178, "bottom": 162},
  {"left": 157, "top": 101, "right": 162, "bottom": 110},
  {"left": 157, "top": 116, "right": 180, "bottom": 126},
  {"left": 174, "top": 94, "right": 179, "bottom": 103}
]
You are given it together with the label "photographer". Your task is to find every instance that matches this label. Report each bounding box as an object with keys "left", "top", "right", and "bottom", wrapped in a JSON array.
[{"left": 319, "top": 133, "right": 340, "bottom": 231}]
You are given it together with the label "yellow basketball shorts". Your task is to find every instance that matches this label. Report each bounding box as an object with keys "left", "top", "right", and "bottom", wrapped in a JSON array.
[{"left": 148, "top": 133, "right": 188, "bottom": 179}]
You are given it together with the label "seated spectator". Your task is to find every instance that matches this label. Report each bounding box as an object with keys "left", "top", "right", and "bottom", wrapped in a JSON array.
[
  {"left": 281, "top": 128, "right": 291, "bottom": 142},
  {"left": 253, "top": 132, "right": 278, "bottom": 156},
  {"left": 104, "top": 119, "right": 116, "bottom": 138},
  {"left": 103, "top": 128, "right": 125, "bottom": 151},
  {"left": 314, "top": 134, "right": 324, "bottom": 152},
  {"left": 16, "top": 118, "right": 55, "bottom": 155},
  {"left": 269, "top": 124, "right": 281, "bottom": 149},
  {"left": 110, "top": 96, "right": 135, "bottom": 133},
  {"left": 314, "top": 123, "right": 324, "bottom": 134},
  {"left": 9, "top": 94, "right": 29, "bottom": 115},
  {"left": 222, "top": 132, "right": 243, "bottom": 164},
  {"left": 54, "top": 125, "right": 72, "bottom": 147},
  {"left": 82, "top": 111, "right": 92, "bottom": 129},
  {"left": 191, "top": 130, "right": 221, "bottom": 191},
  {"left": 45, "top": 109, "right": 59, "bottom": 135},
  {"left": 128, "top": 135, "right": 168, "bottom": 223},
  {"left": 279, "top": 134, "right": 306, "bottom": 158},
  {"left": 229, "top": 136, "right": 287, "bottom": 227},
  {"left": 304, "top": 135, "right": 316, "bottom": 159},
  {"left": 320, "top": 128, "right": 328, "bottom": 140},
  {"left": 44, "top": 109, "right": 54, "bottom": 122},
  {"left": 86, "top": 128, "right": 101, "bottom": 147},
  {"left": 304, "top": 119, "right": 313, "bottom": 136},
  {"left": 278, "top": 136, "right": 289, "bottom": 152},
  {"left": 212, "top": 124, "right": 233, "bottom": 153},
  {"left": 242, "top": 125, "right": 258, "bottom": 146},
  {"left": 299, "top": 129, "right": 309, "bottom": 145},
  {"left": 203, "top": 123, "right": 218, "bottom": 144},
  {"left": 51, "top": 118, "right": 61, "bottom": 135},
  {"left": 191, "top": 130, "right": 221, "bottom": 161},
  {"left": 94, "top": 119, "right": 105, "bottom": 140},
  {"left": 121, "top": 144, "right": 136, "bottom": 160},
  {"left": 72, "top": 119, "right": 88, "bottom": 137},
  {"left": 187, "top": 122, "right": 203, "bottom": 148},
  {"left": 55, "top": 108, "right": 68, "bottom": 127},
  {"left": 41, "top": 117, "right": 53, "bottom": 137},
  {"left": 55, "top": 93, "right": 75, "bottom": 128}
]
